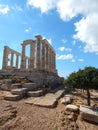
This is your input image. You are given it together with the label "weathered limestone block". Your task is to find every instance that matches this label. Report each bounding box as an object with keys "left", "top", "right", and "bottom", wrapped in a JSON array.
[
  {"left": 27, "top": 90, "right": 43, "bottom": 97},
  {"left": 80, "top": 105, "right": 98, "bottom": 123},
  {"left": 11, "top": 83, "right": 22, "bottom": 90},
  {"left": 66, "top": 104, "right": 79, "bottom": 112},
  {"left": 22, "top": 83, "right": 36, "bottom": 91},
  {"left": 4, "top": 94, "right": 21, "bottom": 101},
  {"left": 0, "top": 84, "right": 8, "bottom": 90},
  {"left": 11, "top": 88, "right": 27, "bottom": 96},
  {"left": 60, "top": 95, "right": 72, "bottom": 104}
]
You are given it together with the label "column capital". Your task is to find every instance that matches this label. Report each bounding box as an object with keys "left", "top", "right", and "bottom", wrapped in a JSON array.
[{"left": 35, "top": 35, "right": 42, "bottom": 40}]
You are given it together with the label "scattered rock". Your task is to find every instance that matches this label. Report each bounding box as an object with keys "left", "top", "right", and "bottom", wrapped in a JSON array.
[
  {"left": 66, "top": 104, "right": 79, "bottom": 112},
  {"left": 80, "top": 105, "right": 98, "bottom": 123}
]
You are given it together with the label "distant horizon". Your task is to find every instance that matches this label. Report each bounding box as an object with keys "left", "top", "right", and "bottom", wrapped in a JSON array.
[{"left": 0, "top": 0, "right": 98, "bottom": 78}]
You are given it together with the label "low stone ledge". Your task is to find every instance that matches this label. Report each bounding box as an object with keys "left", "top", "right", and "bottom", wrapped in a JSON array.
[
  {"left": 11, "top": 83, "right": 22, "bottom": 90},
  {"left": 27, "top": 90, "right": 44, "bottom": 97},
  {"left": 80, "top": 105, "right": 98, "bottom": 124},
  {"left": 4, "top": 94, "right": 21, "bottom": 101},
  {"left": 22, "top": 83, "right": 36, "bottom": 91},
  {"left": 11, "top": 88, "right": 27, "bottom": 95}
]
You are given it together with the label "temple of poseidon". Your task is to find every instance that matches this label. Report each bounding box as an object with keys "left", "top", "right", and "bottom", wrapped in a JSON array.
[{"left": 0, "top": 35, "right": 63, "bottom": 89}]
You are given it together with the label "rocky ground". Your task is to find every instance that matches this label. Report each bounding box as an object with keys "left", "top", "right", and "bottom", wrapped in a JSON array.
[{"left": 0, "top": 90, "right": 98, "bottom": 130}]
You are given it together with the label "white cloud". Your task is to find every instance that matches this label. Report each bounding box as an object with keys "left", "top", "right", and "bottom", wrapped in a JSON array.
[
  {"left": 58, "top": 47, "right": 65, "bottom": 51},
  {"left": 47, "top": 38, "right": 52, "bottom": 45},
  {"left": 12, "top": 4, "right": 23, "bottom": 12},
  {"left": 73, "top": 14, "right": 98, "bottom": 54},
  {"left": 57, "top": 54, "right": 73, "bottom": 60},
  {"left": 27, "top": 0, "right": 57, "bottom": 13},
  {"left": 58, "top": 46, "right": 72, "bottom": 52},
  {"left": 27, "top": 0, "right": 98, "bottom": 54},
  {"left": 71, "top": 59, "right": 75, "bottom": 62},
  {"left": 72, "top": 40, "right": 76, "bottom": 46},
  {"left": 78, "top": 59, "right": 84, "bottom": 62},
  {"left": 0, "top": 4, "right": 9, "bottom": 14},
  {"left": 24, "top": 28, "right": 31, "bottom": 33},
  {"left": 62, "top": 38, "right": 67, "bottom": 44}
]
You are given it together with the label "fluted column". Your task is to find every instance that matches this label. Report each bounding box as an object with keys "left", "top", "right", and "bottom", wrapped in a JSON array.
[
  {"left": 16, "top": 54, "right": 19, "bottom": 69},
  {"left": 45, "top": 43, "right": 49, "bottom": 72},
  {"left": 35, "top": 35, "right": 42, "bottom": 70},
  {"left": 2, "top": 46, "right": 9, "bottom": 70},
  {"left": 42, "top": 40, "right": 45, "bottom": 71},
  {"left": 30, "top": 41, "right": 35, "bottom": 70},
  {"left": 21, "top": 44, "right": 26, "bottom": 71},
  {"left": 48, "top": 47, "right": 51, "bottom": 72},
  {"left": 11, "top": 52, "right": 14, "bottom": 67}
]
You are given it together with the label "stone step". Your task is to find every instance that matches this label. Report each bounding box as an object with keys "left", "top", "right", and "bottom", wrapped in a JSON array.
[
  {"left": 4, "top": 94, "right": 21, "bottom": 101},
  {"left": 25, "top": 89, "right": 65, "bottom": 108},
  {"left": 22, "top": 83, "right": 36, "bottom": 91},
  {"left": 11, "top": 83, "right": 22, "bottom": 89},
  {"left": 27, "top": 90, "right": 44, "bottom": 97},
  {"left": 11, "top": 88, "right": 27, "bottom": 96}
]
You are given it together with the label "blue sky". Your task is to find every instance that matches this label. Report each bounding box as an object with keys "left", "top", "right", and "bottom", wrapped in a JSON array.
[{"left": 0, "top": 0, "right": 98, "bottom": 78}]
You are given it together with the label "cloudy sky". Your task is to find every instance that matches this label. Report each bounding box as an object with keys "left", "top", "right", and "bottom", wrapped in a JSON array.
[{"left": 0, "top": 0, "right": 98, "bottom": 78}]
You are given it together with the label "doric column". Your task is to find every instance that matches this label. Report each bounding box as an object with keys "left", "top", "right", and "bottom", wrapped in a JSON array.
[
  {"left": 35, "top": 35, "right": 42, "bottom": 70},
  {"left": 2, "top": 46, "right": 9, "bottom": 70},
  {"left": 16, "top": 54, "right": 19, "bottom": 69},
  {"left": 21, "top": 44, "right": 26, "bottom": 71},
  {"left": 42, "top": 40, "right": 45, "bottom": 71},
  {"left": 48, "top": 47, "right": 51, "bottom": 72},
  {"left": 11, "top": 52, "right": 14, "bottom": 67},
  {"left": 30, "top": 41, "right": 35, "bottom": 70},
  {"left": 45, "top": 43, "right": 49, "bottom": 72}
]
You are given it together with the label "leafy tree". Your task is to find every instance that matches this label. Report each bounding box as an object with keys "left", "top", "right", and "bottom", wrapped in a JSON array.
[{"left": 65, "top": 66, "right": 98, "bottom": 106}]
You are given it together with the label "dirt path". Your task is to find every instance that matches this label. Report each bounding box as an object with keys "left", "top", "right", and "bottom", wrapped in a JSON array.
[{"left": 0, "top": 91, "right": 98, "bottom": 130}]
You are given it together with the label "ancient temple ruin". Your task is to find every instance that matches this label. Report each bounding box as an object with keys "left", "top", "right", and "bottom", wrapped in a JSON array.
[
  {"left": 0, "top": 35, "right": 64, "bottom": 102},
  {"left": 2, "top": 35, "right": 57, "bottom": 74}
]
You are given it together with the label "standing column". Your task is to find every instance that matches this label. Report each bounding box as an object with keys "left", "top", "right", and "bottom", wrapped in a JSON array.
[
  {"left": 42, "top": 40, "right": 45, "bottom": 71},
  {"left": 30, "top": 41, "right": 35, "bottom": 70},
  {"left": 48, "top": 47, "right": 51, "bottom": 72},
  {"left": 2, "top": 46, "right": 9, "bottom": 70},
  {"left": 53, "top": 52, "right": 56, "bottom": 73},
  {"left": 45, "top": 43, "right": 49, "bottom": 72},
  {"left": 35, "top": 35, "right": 42, "bottom": 70},
  {"left": 16, "top": 54, "right": 19, "bottom": 69},
  {"left": 10, "top": 52, "right": 14, "bottom": 68},
  {"left": 21, "top": 44, "right": 26, "bottom": 71}
]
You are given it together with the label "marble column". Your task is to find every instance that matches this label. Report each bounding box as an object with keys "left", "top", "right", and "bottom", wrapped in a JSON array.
[
  {"left": 45, "top": 43, "right": 49, "bottom": 72},
  {"left": 2, "top": 46, "right": 9, "bottom": 70},
  {"left": 16, "top": 54, "right": 19, "bottom": 69},
  {"left": 30, "top": 41, "right": 35, "bottom": 70},
  {"left": 35, "top": 35, "right": 42, "bottom": 70},
  {"left": 11, "top": 52, "right": 14, "bottom": 67},
  {"left": 42, "top": 40, "right": 45, "bottom": 71},
  {"left": 21, "top": 44, "right": 26, "bottom": 71}
]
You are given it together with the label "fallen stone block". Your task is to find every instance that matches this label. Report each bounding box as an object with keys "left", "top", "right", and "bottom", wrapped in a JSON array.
[
  {"left": 4, "top": 94, "right": 21, "bottom": 101},
  {"left": 80, "top": 105, "right": 98, "bottom": 124},
  {"left": 27, "top": 90, "right": 44, "bottom": 97},
  {"left": 25, "top": 96, "right": 57, "bottom": 108},
  {"left": 66, "top": 104, "right": 79, "bottom": 112},
  {"left": 11, "top": 88, "right": 27, "bottom": 96},
  {"left": 22, "top": 83, "right": 36, "bottom": 91}
]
